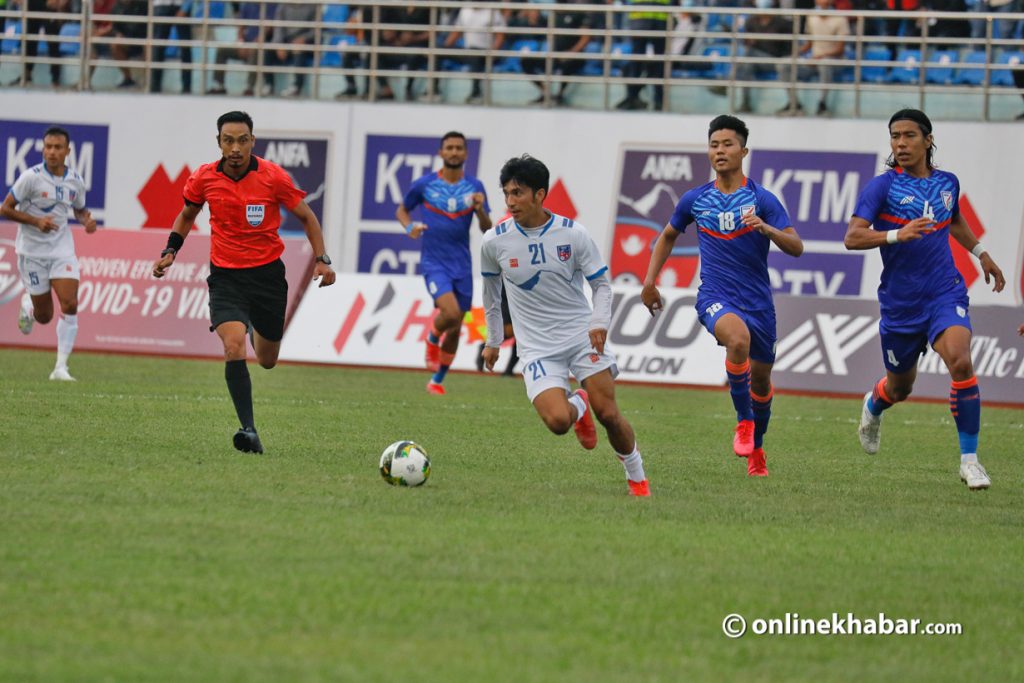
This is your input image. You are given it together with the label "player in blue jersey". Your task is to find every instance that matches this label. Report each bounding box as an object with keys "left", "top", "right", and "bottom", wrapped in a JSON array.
[
  {"left": 480, "top": 155, "right": 650, "bottom": 497},
  {"left": 396, "top": 131, "right": 492, "bottom": 395},
  {"left": 844, "top": 109, "right": 1006, "bottom": 491},
  {"left": 641, "top": 115, "right": 803, "bottom": 477}
]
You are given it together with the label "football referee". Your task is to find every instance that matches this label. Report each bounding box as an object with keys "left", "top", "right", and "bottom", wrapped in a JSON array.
[{"left": 152, "top": 111, "right": 336, "bottom": 454}]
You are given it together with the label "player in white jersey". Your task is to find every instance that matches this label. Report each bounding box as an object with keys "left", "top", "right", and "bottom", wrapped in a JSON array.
[
  {"left": 1, "top": 126, "right": 97, "bottom": 381},
  {"left": 480, "top": 155, "right": 650, "bottom": 497}
]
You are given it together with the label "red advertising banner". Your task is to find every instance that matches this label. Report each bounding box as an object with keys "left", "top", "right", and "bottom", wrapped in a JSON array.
[{"left": 0, "top": 223, "right": 314, "bottom": 357}]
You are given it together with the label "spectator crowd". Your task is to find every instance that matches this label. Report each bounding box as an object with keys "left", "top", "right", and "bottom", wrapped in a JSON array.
[{"left": 2, "top": 1, "right": 1022, "bottom": 117}]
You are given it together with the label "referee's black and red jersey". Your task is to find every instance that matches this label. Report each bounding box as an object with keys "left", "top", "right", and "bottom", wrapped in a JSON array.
[{"left": 183, "top": 156, "right": 306, "bottom": 268}]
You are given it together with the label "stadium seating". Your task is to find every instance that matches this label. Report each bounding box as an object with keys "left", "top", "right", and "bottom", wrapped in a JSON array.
[
  {"left": 888, "top": 48, "right": 923, "bottom": 84},
  {"left": 2, "top": 19, "right": 21, "bottom": 55},
  {"left": 925, "top": 49, "right": 958, "bottom": 85},
  {"left": 991, "top": 51, "right": 1023, "bottom": 87},
  {"left": 954, "top": 50, "right": 988, "bottom": 85},
  {"left": 696, "top": 44, "right": 732, "bottom": 80},
  {"left": 860, "top": 45, "right": 891, "bottom": 83}
]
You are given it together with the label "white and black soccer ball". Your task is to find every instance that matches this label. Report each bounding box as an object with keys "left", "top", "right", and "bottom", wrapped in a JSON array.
[{"left": 379, "top": 440, "right": 431, "bottom": 487}]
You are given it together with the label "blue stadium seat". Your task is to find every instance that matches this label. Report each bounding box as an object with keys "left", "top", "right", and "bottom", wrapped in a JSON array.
[
  {"left": 860, "top": 45, "right": 890, "bottom": 83},
  {"left": 323, "top": 4, "right": 350, "bottom": 25},
  {"left": 164, "top": 26, "right": 180, "bottom": 60},
  {"left": 191, "top": 2, "right": 227, "bottom": 19},
  {"left": 991, "top": 51, "right": 1023, "bottom": 87},
  {"left": 925, "top": 49, "right": 958, "bottom": 85},
  {"left": 581, "top": 40, "right": 604, "bottom": 76},
  {"left": 887, "top": 48, "right": 922, "bottom": 84},
  {"left": 610, "top": 40, "right": 631, "bottom": 77},
  {"left": 953, "top": 50, "right": 987, "bottom": 85},
  {"left": 2, "top": 19, "right": 22, "bottom": 55},
  {"left": 496, "top": 39, "right": 544, "bottom": 74},
  {"left": 701, "top": 44, "right": 732, "bottom": 80},
  {"left": 56, "top": 22, "right": 81, "bottom": 56},
  {"left": 321, "top": 34, "right": 357, "bottom": 67}
]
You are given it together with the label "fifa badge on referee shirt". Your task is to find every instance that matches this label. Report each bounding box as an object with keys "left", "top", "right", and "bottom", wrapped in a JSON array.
[{"left": 246, "top": 204, "right": 265, "bottom": 227}]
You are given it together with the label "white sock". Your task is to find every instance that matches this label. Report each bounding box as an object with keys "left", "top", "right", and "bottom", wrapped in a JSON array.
[
  {"left": 56, "top": 313, "right": 78, "bottom": 368},
  {"left": 568, "top": 392, "right": 587, "bottom": 423},
  {"left": 21, "top": 292, "right": 33, "bottom": 316},
  {"left": 617, "top": 444, "right": 646, "bottom": 483},
  {"left": 961, "top": 452, "right": 978, "bottom": 465}
]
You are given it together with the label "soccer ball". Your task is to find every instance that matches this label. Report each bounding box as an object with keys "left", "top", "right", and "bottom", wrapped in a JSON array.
[{"left": 379, "top": 440, "right": 431, "bottom": 487}]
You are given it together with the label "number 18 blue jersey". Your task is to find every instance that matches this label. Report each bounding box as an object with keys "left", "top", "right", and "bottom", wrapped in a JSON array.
[{"left": 669, "top": 177, "right": 791, "bottom": 312}]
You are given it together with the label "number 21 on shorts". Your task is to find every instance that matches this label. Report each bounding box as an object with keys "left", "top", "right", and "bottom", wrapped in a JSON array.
[{"left": 526, "top": 360, "right": 547, "bottom": 381}]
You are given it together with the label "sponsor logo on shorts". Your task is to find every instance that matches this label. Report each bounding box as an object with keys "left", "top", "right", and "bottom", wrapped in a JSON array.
[
  {"left": 956, "top": 305, "right": 966, "bottom": 318},
  {"left": 246, "top": 204, "right": 265, "bottom": 227},
  {"left": 589, "top": 353, "right": 600, "bottom": 363}
]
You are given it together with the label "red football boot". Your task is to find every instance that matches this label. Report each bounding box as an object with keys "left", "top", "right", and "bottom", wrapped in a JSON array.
[
  {"left": 627, "top": 479, "right": 651, "bottom": 497},
  {"left": 733, "top": 419, "right": 755, "bottom": 457},
  {"left": 747, "top": 447, "right": 768, "bottom": 477},
  {"left": 571, "top": 389, "right": 597, "bottom": 450}
]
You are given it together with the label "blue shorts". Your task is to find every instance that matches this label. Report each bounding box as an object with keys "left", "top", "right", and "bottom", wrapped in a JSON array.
[
  {"left": 423, "top": 269, "right": 473, "bottom": 312},
  {"left": 879, "top": 297, "right": 972, "bottom": 373},
  {"left": 696, "top": 298, "right": 777, "bottom": 364}
]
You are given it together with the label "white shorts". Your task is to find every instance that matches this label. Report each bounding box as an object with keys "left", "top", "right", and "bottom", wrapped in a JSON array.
[
  {"left": 18, "top": 254, "right": 80, "bottom": 295},
  {"left": 521, "top": 338, "right": 619, "bottom": 403}
]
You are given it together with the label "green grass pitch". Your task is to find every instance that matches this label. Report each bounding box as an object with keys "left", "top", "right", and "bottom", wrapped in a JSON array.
[{"left": 1, "top": 348, "right": 1021, "bottom": 682}]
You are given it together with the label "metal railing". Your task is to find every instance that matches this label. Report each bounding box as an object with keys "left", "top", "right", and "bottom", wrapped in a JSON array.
[{"left": 1, "top": 1, "right": 1022, "bottom": 120}]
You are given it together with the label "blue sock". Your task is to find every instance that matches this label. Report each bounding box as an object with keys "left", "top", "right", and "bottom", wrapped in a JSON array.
[
  {"left": 752, "top": 389, "right": 773, "bottom": 450},
  {"left": 432, "top": 365, "right": 450, "bottom": 384},
  {"left": 950, "top": 377, "right": 980, "bottom": 457},
  {"left": 726, "top": 360, "right": 753, "bottom": 422}
]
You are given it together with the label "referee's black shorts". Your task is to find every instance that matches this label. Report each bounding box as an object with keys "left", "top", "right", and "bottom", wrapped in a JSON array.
[{"left": 207, "top": 258, "right": 288, "bottom": 342}]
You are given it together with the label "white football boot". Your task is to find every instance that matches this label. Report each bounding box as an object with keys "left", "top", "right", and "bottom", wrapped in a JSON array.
[
  {"left": 959, "top": 462, "right": 991, "bottom": 490},
  {"left": 857, "top": 391, "right": 881, "bottom": 454},
  {"left": 49, "top": 366, "right": 76, "bottom": 381},
  {"left": 18, "top": 292, "right": 33, "bottom": 335}
]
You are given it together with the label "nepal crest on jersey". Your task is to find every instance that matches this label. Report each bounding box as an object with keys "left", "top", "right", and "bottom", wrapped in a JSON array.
[
  {"left": 246, "top": 204, "right": 265, "bottom": 227},
  {"left": 941, "top": 191, "right": 953, "bottom": 211},
  {"left": 557, "top": 244, "right": 572, "bottom": 262}
]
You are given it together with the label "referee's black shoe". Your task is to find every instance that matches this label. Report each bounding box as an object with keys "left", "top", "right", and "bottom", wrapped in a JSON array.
[{"left": 233, "top": 428, "right": 264, "bottom": 454}]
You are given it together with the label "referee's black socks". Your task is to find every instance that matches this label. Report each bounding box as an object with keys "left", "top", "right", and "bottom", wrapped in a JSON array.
[{"left": 225, "top": 359, "right": 255, "bottom": 431}]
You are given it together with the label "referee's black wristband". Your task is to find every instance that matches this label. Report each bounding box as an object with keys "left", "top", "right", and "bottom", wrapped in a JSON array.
[{"left": 165, "top": 231, "right": 185, "bottom": 254}]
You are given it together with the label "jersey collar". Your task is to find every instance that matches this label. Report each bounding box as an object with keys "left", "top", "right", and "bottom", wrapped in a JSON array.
[
  {"left": 514, "top": 211, "right": 554, "bottom": 237},
  {"left": 217, "top": 156, "right": 259, "bottom": 182},
  {"left": 42, "top": 164, "right": 68, "bottom": 181},
  {"left": 714, "top": 174, "right": 747, "bottom": 192}
]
